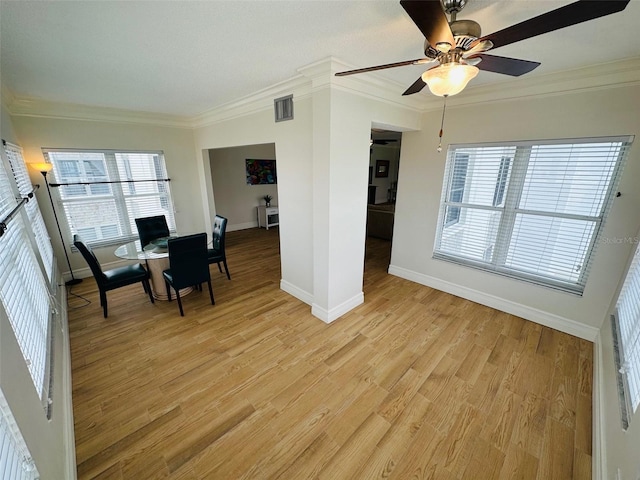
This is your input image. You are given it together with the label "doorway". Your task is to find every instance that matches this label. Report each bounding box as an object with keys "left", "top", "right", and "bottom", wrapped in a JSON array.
[{"left": 365, "top": 129, "right": 402, "bottom": 273}]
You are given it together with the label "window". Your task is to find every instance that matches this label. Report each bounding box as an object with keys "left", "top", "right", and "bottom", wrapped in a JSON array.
[
  {"left": 0, "top": 391, "right": 39, "bottom": 480},
  {"left": 613, "top": 243, "right": 640, "bottom": 427},
  {"left": 444, "top": 153, "right": 469, "bottom": 226},
  {"left": 0, "top": 152, "right": 53, "bottom": 408},
  {"left": 492, "top": 156, "right": 511, "bottom": 207},
  {"left": 3, "top": 142, "right": 55, "bottom": 282},
  {"left": 43, "top": 150, "right": 175, "bottom": 248},
  {"left": 434, "top": 136, "right": 633, "bottom": 294}
]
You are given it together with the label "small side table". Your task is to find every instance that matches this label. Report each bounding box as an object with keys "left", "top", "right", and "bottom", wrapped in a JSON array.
[{"left": 257, "top": 205, "right": 279, "bottom": 230}]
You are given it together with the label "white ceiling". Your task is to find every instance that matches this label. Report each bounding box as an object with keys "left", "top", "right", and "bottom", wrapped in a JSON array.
[{"left": 1, "top": 0, "right": 639, "bottom": 118}]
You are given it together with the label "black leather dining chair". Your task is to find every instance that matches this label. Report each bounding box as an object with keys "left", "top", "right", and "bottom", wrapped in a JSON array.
[
  {"left": 73, "top": 235, "right": 154, "bottom": 318},
  {"left": 163, "top": 233, "right": 214, "bottom": 316},
  {"left": 135, "top": 215, "right": 170, "bottom": 248},
  {"left": 208, "top": 215, "right": 231, "bottom": 280}
]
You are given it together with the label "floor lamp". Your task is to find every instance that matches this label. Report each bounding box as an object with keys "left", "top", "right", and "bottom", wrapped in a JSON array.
[{"left": 30, "top": 162, "right": 82, "bottom": 286}]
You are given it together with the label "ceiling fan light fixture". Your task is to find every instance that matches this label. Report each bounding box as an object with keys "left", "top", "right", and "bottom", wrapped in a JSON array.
[
  {"left": 421, "top": 63, "right": 479, "bottom": 97},
  {"left": 435, "top": 41, "right": 452, "bottom": 53}
]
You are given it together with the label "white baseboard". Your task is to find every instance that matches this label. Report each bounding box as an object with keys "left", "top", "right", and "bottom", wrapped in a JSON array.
[
  {"left": 227, "top": 221, "right": 257, "bottom": 232},
  {"left": 280, "top": 280, "right": 313, "bottom": 306},
  {"left": 67, "top": 267, "right": 92, "bottom": 280},
  {"left": 60, "top": 287, "right": 78, "bottom": 480},
  {"left": 593, "top": 333, "right": 606, "bottom": 480},
  {"left": 312, "top": 292, "right": 364, "bottom": 324},
  {"left": 281, "top": 280, "right": 365, "bottom": 324},
  {"left": 388, "top": 264, "right": 599, "bottom": 341}
]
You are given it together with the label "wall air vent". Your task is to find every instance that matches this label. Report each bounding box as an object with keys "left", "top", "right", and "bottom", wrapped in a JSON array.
[{"left": 274, "top": 95, "right": 293, "bottom": 122}]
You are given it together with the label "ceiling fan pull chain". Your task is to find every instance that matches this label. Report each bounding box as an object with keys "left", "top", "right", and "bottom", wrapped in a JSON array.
[{"left": 437, "top": 94, "right": 448, "bottom": 153}]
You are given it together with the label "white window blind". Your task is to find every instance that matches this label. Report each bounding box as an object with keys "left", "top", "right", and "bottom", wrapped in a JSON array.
[
  {"left": 43, "top": 149, "right": 175, "bottom": 248},
  {"left": 0, "top": 156, "right": 52, "bottom": 404},
  {"left": 0, "top": 390, "right": 39, "bottom": 480},
  {"left": 3, "top": 142, "right": 54, "bottom": 282},
  {"left": 434, "top": 136, "right": 633, "bottom": 294},
  {"left": 614, "top": 243, "right": 640, "bottom": 422}
]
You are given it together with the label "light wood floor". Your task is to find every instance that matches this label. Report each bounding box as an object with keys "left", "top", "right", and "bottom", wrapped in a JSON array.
[{"left": 68, "top": 227, "right": 592, "bottom": 479}]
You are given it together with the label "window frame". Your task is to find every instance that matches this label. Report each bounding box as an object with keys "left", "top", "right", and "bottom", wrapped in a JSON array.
[
  {"left": 43, "top": 149, "right": 176, "bottom": 249},
  {"left": 444, "top": 152, "right": 469, "bottom": 227},
  {"left": 612, "top": 240, "right": 640, "bottom": 427},
  {"left": 3, "top": 143, "right": 55, "bottom": 282},
  {"left": 0, "top": 145, "right": 54, "bottom": 414},
  {"left": 434, "top": 136, "right": 632, "bottom": 294},
  {"left": 0, "top": 390, "right": 39, "bottom": 480}
]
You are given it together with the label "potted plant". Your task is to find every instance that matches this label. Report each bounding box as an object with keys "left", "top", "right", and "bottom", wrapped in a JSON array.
[{"left": 263, "top": 195, "right": 272, "bottom": 207}]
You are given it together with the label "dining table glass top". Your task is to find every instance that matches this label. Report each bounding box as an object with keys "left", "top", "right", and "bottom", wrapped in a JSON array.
[{"left": 114, "top": 236, "right": 178, "bottom": 260}]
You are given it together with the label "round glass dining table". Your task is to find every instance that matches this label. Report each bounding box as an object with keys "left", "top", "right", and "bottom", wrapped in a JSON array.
[{"left": 114, "top": 238, "right": 193, "bottom": 301}]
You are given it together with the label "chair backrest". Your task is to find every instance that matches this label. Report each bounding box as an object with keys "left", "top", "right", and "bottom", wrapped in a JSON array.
[
  {"left": 167, "top": 233, "right": 209, "bottom": 290},
  {"left": 135, "top": 215, "right": 170, "bottom": 248},
  {"left": 212, "top": 215, "right": 228, "bottom": 252},
  {"left": 73, "top": 234, "right": 106, "bottom": 284}
]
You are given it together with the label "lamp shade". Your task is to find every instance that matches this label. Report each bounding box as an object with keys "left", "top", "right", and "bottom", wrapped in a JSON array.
[
  {"left": 30, "top": 162, "right": 53, "bottom": 173},
  {"left": 421, "top": 63, "right": 479, "bottom": 97}
]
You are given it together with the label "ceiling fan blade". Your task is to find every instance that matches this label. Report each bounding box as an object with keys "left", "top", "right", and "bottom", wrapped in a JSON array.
[
  {"left": 473, "top": 54, "right": 541, "bottom": 77},
  {"left": 402, "top": 77, "right": 426, "bottom": 96},
  {"left": 462, "top": 40, "right": 494, "bottom": 58},
  {"left": 335, "top": 58, "right": 433, "bottom": 77},
  {"left": 473, "top": 0, "right": 630, "bottom": 50},
  {"left": 400, "top": 0, "right": 455, "bottom": 50}
]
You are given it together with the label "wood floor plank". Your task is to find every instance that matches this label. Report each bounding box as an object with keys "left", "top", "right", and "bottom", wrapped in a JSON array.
[
  {"left": 498, "top": 443, "right": 539, "bottom": 480},
  {"left": 464, "top": 437, "right": 506, "bottom": 480},
  {"left": 355, "top": 393, "right": 431, "bottom": 479},
  {"left": 68, "top": 228, "right": 593, "bottom": 479},
  {"left": 272, "top": 431, "right": 340, "bottom": 480},
  {"left": 165, "top": 403, "right": 256, "bottom": 473},
  {"left": 510, "top": 391, "right": 548, "bottom": 458},
  {"left": 76, "top": 406, "right": 183, "bottom": 478},
  {"left": 318, "top": 412, "right": 390, "bottom": 480}
]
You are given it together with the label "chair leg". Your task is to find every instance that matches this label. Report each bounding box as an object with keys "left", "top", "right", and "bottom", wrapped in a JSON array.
[
  {"left": 165, "top": 280, "right": 172, "bottom": 301},
  {"left": 143, "top": 279, "right": 154, "bottom": 304},
  {"left": 207, "top": 280, "right": 215, "bottom": 305},
  {"left": 223, "top": 259, "right": 231, "bottom": 280},
  {"left": 217, "top": 262, "right": 223, "bottom": 273},
  {"left": 175, "top": 289, "right": 184, "bottom": 316},
  {"left": 100, "top": 291, "right": 108, "bottom": 318}
]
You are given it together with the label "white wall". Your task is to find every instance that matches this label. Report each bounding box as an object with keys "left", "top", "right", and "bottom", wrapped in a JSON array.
[
  {"left": 8, "top": 63, "right": 638, "bottom": 476},
  {"left": 9, "top": 115, "right": 201, "bottom": 273},
  {"left": 208, "top": 143, "right": 277, "bottom": 230},
  {"left": 390, "top": 84, "right": 640, "bottom": 479},
  {"left": 392, "top": 84, "right": 640, "bottom": 336},
  {"left": 192, "top": 71, "right": 421, "bottom": 319},
  {"left": 0, "top": 104, "right": 76, "bottom": 479},
  {"left": 313, "top": 86, "right": 420, "bottom": 321},
  {"left": 194, "top": 95, "right": 316, "bottom": 301}
]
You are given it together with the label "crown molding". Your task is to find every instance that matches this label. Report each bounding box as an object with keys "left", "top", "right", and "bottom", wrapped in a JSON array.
[
  {"left": 192, "top": 57, "right": 426, "bottom": 128},
  {"left": 5, "top": 94, "right": 193, "bottom": 128},
  {"left": 190, "top": 74, "right": 313, "bottom": 129},
  {"left": 418, "top": 56, "right": 640, "bottom": 111},
  {"left": 4, "top": 57, "right": 638, "bottom": 129},
  {"left": 328, "top": 57, "right": 427, "bottom": 113}
]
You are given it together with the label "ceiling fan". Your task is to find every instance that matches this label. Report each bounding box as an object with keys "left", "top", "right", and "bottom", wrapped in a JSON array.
[{"left": 336, "top": 0, "right": 630, "bottom": 97}]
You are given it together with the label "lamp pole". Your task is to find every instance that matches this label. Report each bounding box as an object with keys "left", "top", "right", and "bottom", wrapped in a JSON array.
[{"left": 39, "top": 169, "right": 82, "bottom": 286}]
